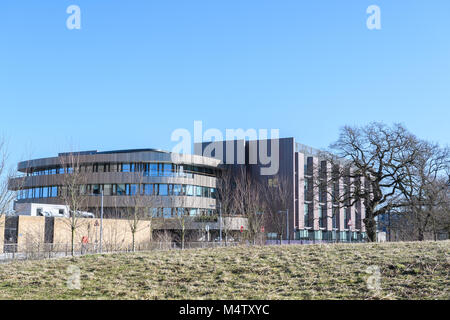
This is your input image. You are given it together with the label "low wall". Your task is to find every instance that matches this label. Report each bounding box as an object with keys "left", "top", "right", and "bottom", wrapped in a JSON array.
[
  {"left": 53, "top": 217, "right": 151, "bottom": 251},
  {"left": 1, "top": 216, "right": 249, "bottom": 253}
]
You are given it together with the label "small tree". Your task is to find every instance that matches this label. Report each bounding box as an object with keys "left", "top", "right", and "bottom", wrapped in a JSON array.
[
  {"left": 0, "top": 137, "right": 17, "bottom": 220},
  {"left": 123, "top": 173, "right": 158, "bottom": 252},
  {"left": 262, "top": 174, "right": 291, "bottom": 243},
  {"left": 216, "top": 167, "right": 237, "bottom": 244},
  {"left": 171, "top": 192, "right": 195, "bottom": 249},
  {"left": 233, "top": 167, "right": 264, "bottom": 244},
  {"left": 59, "top": 152, "right": 89, "bottom": 256}
]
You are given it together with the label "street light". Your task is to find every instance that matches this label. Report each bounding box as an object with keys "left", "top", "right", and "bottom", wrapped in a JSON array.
[
  {"left": 91, "top": 189, "right": 104, "bottom": 253},
  {"left": 100, "top": 189, "right": 103, "bottom": 253},
  {"left": 210, "top": 202, "right": 222, "bottom": 244}
]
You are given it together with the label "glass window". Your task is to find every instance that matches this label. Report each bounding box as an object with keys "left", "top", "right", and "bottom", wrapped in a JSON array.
[
  {"left": 175, "top": 208, "right": 184, "bottom": 217},
  {"left": 173, "top": 184, "right": 182, "bottom": 196},
  {"left": 186, "top": 185, "right": 194, "bottom": 196},
  {"left": 122, "top": 164, "right": 130, "bottom": 173},
  {"left": 92, "top": 184, "right": 101, "bottom": 195},
  {"left": 332, "top": 207, "right": 338, "bottom": 229},
  {"left": 163, "top": 164, "right": 172, "bottom": 176},
  {"left": 315, "top": 230, "right": 323, "bottom": 240},
  {"left": 143, "top": 163, "right": 149, "bottom": 176},
  {"left": 304, "top": 203, "right": 310, "bottom": 227},
  {"left": 149, "top": 163, "right": 158, "bottom": 176},
  {"left": 210, "top": 188, "right": 216, "bottom": 199},
  {"left": 117, "top": 184, "right": 126, "bottom": 195},
  {"left": 144, "top": 184, "right": 153, "bottom": 195},
  {"left": 129, "top": 184, "right": 138, "bottom": 196},
  {"left": 104, "top": 184, "right": 112, "bottom": 196},
  {"left": 319, "top": 206, "right": 325, "bottom": 228},
  {"left": 344, "top": 207, "right": 350, "bottom": 229},
  {"left": 196, "top": 186, "right": 202, "bottom": 197},
  {"left": 150, "top": 208, "right": 159, "bottom": 217},
  {"left": 162, "top": 208, "right": 172, "bottom": 218},
  {"left": 159, "top": 184, "right": 168, "bottom": 196},
  {"left": 189, "top": 208, "right": 198, "bottom": 216}
]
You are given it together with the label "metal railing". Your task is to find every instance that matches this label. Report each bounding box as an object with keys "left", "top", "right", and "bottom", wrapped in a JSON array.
[{"left": 0, "top": 241, "right": 243, "bottom": 263}]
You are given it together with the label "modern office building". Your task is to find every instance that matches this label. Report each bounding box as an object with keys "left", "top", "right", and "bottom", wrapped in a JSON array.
[
  {"left": 8, "top": 138, "right": 367, "bottom": 243},
  {"left": 9, "top": 149, "right": 222, "bottom": 219},
  {"left": 196, "top": 137, "right": 367, "bottom": 242}
]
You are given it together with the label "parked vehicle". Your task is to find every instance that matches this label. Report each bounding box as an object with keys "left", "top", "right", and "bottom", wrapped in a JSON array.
[
  {"left": 39, "top": 210, "right": 65, "bottom": 217},
  {"left": 70, "top": 211, "right": 95, "bottom": 218}
]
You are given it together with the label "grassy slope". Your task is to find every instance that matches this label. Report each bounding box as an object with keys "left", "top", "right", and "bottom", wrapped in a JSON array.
[{"left": 0, "top": 241, "right": 448, "bottom": 300}]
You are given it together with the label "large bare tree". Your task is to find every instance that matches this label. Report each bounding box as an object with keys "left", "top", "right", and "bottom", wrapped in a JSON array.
[
  {"left": 319, "top": 123, "right": 422, "bottom": 242},
  {"left": 395, "top": 141, "right": 450, "bottom": 240}
]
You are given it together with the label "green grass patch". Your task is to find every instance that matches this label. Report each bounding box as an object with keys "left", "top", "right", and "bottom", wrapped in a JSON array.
[{"left": 0, "top": 241, "right": 448, "bottom": 300}]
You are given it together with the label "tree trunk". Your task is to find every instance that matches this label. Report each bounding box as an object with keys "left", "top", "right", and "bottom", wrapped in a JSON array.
[
  {"left": 71, "top": 227, "right": 75, "bottom": 256},
  {"left": 149, "top": 221, "right": 153, "bottom": 242},
  {"left": 182, "top": 229, "right": 185, "bottom": 250},
  {"left": 363, "top": 215, "right": 377, "bottom": 242},
  {"left": 418, "top": 228, "right": 424, "bottom": 241},
  {"left": 132, "top": 232, "right": 135, "bottom": 252}
]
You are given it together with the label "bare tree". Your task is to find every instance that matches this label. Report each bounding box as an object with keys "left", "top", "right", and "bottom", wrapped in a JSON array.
[
  {"left": 233, "top": 166, "right": 264, "bottom": 244},
  {"left": 216, "top": 167, "right": 236, "bottom": 244},
  {"left": 0, "top": 137, "right": 17, "bottom": 219},
  {"left": 262, "top": 174, "right": 291, "bottom": 243},
  {"left": 317, "top": 123, "right": 422, "bottom": 242},
  {"left": 123, "top": 173, "right": 158, "bottom": 252},
  {"left": 171, "top": 189, "right": 195, "bottom": 249},
  {"left": 395, "top": 142, "right": 450, "bottom": 240},
  {"left": 59, "top": 152, "right": 90, "bottom": 255}
]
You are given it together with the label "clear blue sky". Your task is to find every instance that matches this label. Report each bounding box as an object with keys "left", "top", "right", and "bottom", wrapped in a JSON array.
[{"left": 1, "top": 0, "right": 449, "bottom": 167}]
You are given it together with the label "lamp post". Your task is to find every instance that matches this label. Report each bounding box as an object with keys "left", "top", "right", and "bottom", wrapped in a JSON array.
[
  {"left": 210, "top": 202, "right": 222, "bottom": 244},
  {"left": 91, "top": 190, "right": 104, "bottom": 253},
  {"left": 100, "top": 189, "right": 103, "bottom": 253}
]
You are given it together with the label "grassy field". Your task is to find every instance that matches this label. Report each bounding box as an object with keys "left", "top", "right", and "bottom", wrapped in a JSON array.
[{"left": 0, "top": 241, "right": 448, "bottom": 300}]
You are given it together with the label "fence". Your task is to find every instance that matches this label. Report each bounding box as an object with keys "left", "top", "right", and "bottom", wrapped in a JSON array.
[{"left": 0, "top": 241, "right": 243, "bottom": 263}]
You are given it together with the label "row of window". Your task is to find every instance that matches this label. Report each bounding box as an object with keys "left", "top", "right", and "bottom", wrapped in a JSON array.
[
  {"left": 294, "top": 230, "right": 366, "bottom": 241},
  {"left": 149, "top": 207, "right": 216, "bottom": 218},
  {"left": 304, "top": 204, "right": 356, "bottom": 229},
  {"left": 17, "top": 184, "right": 217, "bottom": 200},
  {"left": 26, "top": 163, "right": 217, "bottom": 178}
]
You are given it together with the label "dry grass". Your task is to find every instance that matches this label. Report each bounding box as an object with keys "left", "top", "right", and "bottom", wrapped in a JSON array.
[{"left": 0, "top": 241, "right": 448, "bottom": 300}]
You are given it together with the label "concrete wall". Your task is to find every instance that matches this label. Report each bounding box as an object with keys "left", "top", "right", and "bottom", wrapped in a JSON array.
[
  {"left": 17, "top": 216, "right": 45, "bottom": 249},
  {"left": 1, "top": 216, "right": 248, "bottom": 252},
  {"left": 53, "top": 217, "right": 151, "bottom": 250}
]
